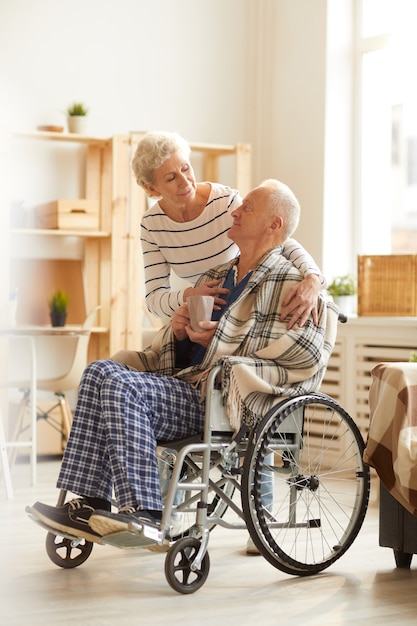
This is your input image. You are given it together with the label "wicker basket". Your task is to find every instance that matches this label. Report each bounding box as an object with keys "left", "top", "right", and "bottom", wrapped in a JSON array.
[{"left": 357, "top": 254, "right": 417, "bottom": 316}]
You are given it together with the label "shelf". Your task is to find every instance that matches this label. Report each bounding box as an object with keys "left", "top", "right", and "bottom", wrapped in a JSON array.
[
  {"left": 188, "top": 142, "right": 246, "bottom": 155},
  {"left": 13, "top": 130, "right": 111, "bottom": 147},
  {"left": 0, "top": 325, "right": 108, "bottom": 335},
  {"left": 11, "top": 228, "right": 111, "bottom": 238},
  {"left": 8, "top": 132, "right": 129, "bottom": 358}
]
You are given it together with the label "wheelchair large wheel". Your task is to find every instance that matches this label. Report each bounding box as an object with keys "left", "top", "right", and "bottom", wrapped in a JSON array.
[
  {"left": 242, "top": 393, "right": 370, "bottom": 576},
  {"left": 45, "top": 531, "right": 94, "bottom": 568}
]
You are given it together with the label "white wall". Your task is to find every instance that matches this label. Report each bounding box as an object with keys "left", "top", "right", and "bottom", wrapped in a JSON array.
[
  {"left": 1, "top": 0, "right": 253, "bottom": 236},
  {"left": 243, "top": 0, "right": 355, "bottom": 277},
  {"left": 1, "top": 0, "right": 355, "bottom": 284},
  {"left": 323, "top": 0, "right": 355, "bottom": 279},
  {"left": 0, "top": 0, "right": 247, "bottom": 143},
  {"left": 246, "top": 0, "right": 328, "bottom": 270}
]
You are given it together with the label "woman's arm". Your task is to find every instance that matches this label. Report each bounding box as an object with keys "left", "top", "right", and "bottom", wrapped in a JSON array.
[
  {"left": 141, "top": 228, "right": 184, "bottom": 319},
  {"left": 280, "top": 238, "right": 325, "bottom": 329},
  {"left": 281, "top": 238, "right": 326, "bottom": 285},
  {"left": 142, "top": 234, "right": 230, "bottom": 319}
]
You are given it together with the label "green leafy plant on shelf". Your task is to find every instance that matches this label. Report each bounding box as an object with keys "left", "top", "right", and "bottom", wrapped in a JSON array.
[
  {"left": 327, "top": 274, "right": 357, "bottom": 297},
  {"left": 67, "top": 102, "right": 88, "bottom": 116},
  {"left": 48, "top": 289, "right": 70, "bottom": 327},
  {"left": 49, "top": 289, "right": 70, "bottom": 313}
]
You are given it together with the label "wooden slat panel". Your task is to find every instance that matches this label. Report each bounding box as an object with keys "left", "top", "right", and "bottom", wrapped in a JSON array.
[{"left": 108, "top": 136, "right": 129, "bottom": 355}]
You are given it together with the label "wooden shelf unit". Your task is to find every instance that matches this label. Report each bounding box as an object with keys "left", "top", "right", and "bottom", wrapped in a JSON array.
[{"left": 10, "top": 131, "right": 130, "bottom": 360}]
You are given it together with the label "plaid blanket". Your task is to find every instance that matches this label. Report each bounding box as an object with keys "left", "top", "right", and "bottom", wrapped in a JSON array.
[
  {"left": 364, "top": 362, "right": 417, "bottom": 517},
  {"left": 114, "top": 248, "right": 339, "bottom": 430}
]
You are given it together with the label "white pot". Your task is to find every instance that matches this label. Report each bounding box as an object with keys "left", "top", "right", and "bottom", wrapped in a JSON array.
[
  {"left": 333, "top": 295, "right": 357, "bottom": 316},
  {"left": 67, "top": 115, "right": 87, "bottom": 134}
]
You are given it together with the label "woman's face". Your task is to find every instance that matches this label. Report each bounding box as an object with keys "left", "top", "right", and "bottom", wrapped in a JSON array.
[{"left": 145, "top": 150, "right": 197, "bottom": 207}]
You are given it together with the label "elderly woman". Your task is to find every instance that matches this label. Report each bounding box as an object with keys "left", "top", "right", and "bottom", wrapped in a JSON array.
[{"left": 133, "top": 131, "right": 325, "bottom": 328}]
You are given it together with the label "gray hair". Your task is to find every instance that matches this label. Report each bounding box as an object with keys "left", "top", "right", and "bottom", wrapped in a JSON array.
[
  {"left": 260, "top": 179, "right": 300, "bottom": 239},
  {"left": 132, "top": 131, "right": 191, "bottom": 189}
]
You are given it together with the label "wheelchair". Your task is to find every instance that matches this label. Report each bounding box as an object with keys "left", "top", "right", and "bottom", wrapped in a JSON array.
[{"left": 27, "top": 354, "right": 371, "bottom": 594}]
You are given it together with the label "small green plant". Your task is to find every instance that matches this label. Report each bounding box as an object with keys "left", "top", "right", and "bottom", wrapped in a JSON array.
[
  {"left": 409, "top": 351, "right": 417, "bottom": 362},
  {"left": 49, "top": 289, "right": 70, "bottom": 313},
  {"left": 327, "top": 274, "right": 357, "bottom": 297},
  {"left": 67, "top": 102, "right": 88, "bottom": 116}
]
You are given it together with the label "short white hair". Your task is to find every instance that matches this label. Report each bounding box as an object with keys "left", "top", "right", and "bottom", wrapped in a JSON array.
[
  {"left": 260, "top": 179, "right": 300, "bottom": 238},
  {"left": 132, "top": 131, "right": 191, "bottom": 189}
]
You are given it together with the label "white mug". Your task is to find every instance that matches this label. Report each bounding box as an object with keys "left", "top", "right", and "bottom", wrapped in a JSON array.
[{"left": 186, "top": 295, "right": 215, "bottom": 333}]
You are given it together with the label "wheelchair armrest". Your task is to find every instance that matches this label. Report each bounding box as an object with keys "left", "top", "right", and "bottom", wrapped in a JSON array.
[{"left": 157, "top": 433, "right": 203, "bottom": 451}]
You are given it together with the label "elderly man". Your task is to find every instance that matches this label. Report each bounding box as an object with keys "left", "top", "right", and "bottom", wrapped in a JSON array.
[{"left": 28, "top": 179, "right": 338, "bottom": 542}]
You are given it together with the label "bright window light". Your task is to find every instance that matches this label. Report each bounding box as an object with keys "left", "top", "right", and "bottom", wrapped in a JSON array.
[{"left": 360, "top": 0, "right": 417, "bottom": 253}]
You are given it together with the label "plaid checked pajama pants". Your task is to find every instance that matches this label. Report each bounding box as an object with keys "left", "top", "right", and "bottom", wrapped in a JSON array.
[{"left": 56, "top": 359, "right": 206, "bottom": 511}]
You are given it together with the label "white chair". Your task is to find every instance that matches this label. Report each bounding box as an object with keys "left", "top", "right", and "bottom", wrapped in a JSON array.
[
  {"left": 30, "top": 305, "right": 101, "bottom": 446},
  {"left": 0, "top": 306, "right": 100, "bottom": 498}
]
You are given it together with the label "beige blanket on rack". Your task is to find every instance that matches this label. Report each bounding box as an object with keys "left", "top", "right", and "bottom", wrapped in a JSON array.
[{"left": 364, "top": 361, "right": 417, "bottom": 517}]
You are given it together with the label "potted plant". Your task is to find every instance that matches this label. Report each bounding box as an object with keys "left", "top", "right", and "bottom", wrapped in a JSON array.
[
  {"left": 327, "top": 274, "right": 357, "bottom": 316},
  {"left": 67, "top": 102, "right": 88, "bottom": 134},
  {"left": 49, "top": 289, "right": 70, "bottom": 327}
]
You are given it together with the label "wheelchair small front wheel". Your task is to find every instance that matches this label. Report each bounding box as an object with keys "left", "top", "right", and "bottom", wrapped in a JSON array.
[
  {"left": 164, "top": 537, "right": 210, "bottom": 594},
  {"left": 45, "top": 532, "right": 94, "bottom": 568}
]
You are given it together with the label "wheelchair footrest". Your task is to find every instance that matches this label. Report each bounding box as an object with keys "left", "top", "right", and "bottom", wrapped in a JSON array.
[{"left": 99, "top": 526, "right": 163, "bottom": 550}]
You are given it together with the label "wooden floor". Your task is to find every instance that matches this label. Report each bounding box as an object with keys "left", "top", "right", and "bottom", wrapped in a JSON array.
[{"left": 1, "top": 460, "right": 417, "bottom": 626}]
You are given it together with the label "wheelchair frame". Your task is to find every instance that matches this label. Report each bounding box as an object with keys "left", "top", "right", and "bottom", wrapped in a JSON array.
[{"left": 27, "top": 364, "right": 370, "bottom": 594}]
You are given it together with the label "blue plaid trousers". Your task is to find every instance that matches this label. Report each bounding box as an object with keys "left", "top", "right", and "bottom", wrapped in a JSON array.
[{"left": 57, "top": 360, "right": 206, "bottom": 511}]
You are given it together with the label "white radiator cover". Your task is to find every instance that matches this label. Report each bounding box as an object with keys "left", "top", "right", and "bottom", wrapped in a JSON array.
[{"left": 320, "top": 316, "right": 417, "bottom": 441}]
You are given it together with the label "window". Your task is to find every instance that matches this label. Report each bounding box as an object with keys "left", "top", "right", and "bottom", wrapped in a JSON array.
[{"left": 359, "top": 0, "right": 417, "bottom": 254}]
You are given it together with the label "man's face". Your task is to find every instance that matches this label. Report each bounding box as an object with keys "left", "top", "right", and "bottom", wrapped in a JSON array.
[{"left": 228, "top": 186, "right": 274, "bottom": 245}]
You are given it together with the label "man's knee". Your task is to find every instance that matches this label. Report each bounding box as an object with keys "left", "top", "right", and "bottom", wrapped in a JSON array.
[{"left": 110, "top": 350, "right": 143, "bottom": 371}]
